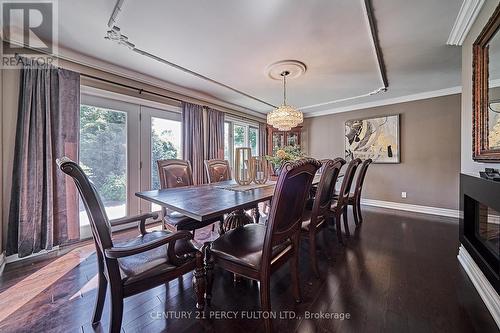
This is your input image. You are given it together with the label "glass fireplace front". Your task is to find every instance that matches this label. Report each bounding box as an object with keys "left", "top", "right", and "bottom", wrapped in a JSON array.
[
  {"left": 476, "top": 204, "right": 500, "bottom": 260},
  {"left": 460, "top": 173, "right": 500, "bottom": 293}
]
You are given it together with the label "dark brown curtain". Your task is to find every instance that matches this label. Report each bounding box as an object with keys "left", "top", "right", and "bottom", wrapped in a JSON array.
[
  {"left": 259, "top": 122, "right": 268, "bottom": 156},
  {"left": 206, "top": 108, "right": 225, "bottom": 160},
  {"left": 7, "top": 58, "right": 80, "bottom": 257},
  {"left": 182, "top": 102, "right": 205, "bottom": 185}
]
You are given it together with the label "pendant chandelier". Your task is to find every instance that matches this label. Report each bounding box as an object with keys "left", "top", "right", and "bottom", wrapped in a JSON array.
[{"left": 267, "top": 71, "right": 303, "bottom": 131}]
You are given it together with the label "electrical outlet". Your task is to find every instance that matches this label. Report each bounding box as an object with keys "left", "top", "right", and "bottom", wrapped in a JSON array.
[{"left": 401, "top": 191, "right": 407, "bottom": 199}]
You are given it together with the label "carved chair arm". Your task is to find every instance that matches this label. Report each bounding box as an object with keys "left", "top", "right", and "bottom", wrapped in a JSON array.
[
  {"left": 104, "top": 230, "right": 194, "bottom": 266},
  {"left": 110, "top": 212, "right": 159, "bottom": 235}
]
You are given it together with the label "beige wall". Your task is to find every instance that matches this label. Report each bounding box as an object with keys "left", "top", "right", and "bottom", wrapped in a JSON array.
[
  {"left": 303, "top": 94, "right": 461, "bottom": 210},
  {"left": 461, "top": 0, "right": 500, "bottom": 174}
]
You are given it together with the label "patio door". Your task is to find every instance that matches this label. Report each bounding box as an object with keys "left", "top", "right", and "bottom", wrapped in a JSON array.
[
  {"left": 79, "top": 91, "right": 183, "bottom": 237},
  {"left": 79, "top": 94, "right": 140, "bottom": 238},
  {"left": 139, "top": 105, "right": 183, "bottom": 214}
]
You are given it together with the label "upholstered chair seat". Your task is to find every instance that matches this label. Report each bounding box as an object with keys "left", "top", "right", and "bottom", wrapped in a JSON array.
[
  {"left": 116, "top": 230, "right": 199, "bottom": 284},
  {"left": 164, "top": 210, "right": 221, "bottom": 231},
  {"left": 210, "top": 224, "right": 292, "bottom": 269}
]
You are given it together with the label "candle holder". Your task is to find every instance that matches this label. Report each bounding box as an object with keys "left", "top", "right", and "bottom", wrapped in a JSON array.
[
  {"left": 234, "top": 147, "right": 253, "bottom": 185},
  {"left": 250, "top": 156, "right": 269, "bottom": 184}
]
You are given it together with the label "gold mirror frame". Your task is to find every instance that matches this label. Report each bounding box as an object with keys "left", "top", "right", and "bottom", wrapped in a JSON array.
[{"left": 473, "top": 3, "right": 500, "bottom": 162}]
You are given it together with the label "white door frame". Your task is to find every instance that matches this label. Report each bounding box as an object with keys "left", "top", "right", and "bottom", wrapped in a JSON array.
[
  {"left": 139, "top": 105, "right": 182, "bottom": 214},
  {"left": 80, "top": 94, "right": 141, "bottom": 237}
]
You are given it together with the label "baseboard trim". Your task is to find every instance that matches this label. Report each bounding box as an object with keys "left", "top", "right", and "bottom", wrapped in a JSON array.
[
  {"left": 361, "top": 199, "right": 460, "bottom": 219},
  {"left": 0, "top": 252, "right": 6, "bottom": 275},
  {"left": 5, "top": 246, "right": 61, "bottom": 264},
  {"left": 457, "top": 245, "right": 500, "bottom": 328}
]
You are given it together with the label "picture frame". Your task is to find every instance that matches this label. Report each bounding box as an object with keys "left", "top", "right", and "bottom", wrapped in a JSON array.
[{"left": 345, "top": 114, "right": 400, "bottom": 164}]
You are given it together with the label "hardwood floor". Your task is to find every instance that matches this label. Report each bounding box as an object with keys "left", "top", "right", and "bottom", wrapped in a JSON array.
[{"left": 0, "top": 207, "right": 497, "bottom": 333}]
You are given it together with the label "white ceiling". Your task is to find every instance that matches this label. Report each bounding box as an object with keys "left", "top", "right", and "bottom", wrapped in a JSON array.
[{"left": 22, "top": 0, "right": 464, "bottom": 116}]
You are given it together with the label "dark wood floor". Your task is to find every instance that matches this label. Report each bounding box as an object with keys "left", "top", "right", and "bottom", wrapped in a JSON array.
[{"left": 0, "top": 207, "right": 497, "bottom": 333}]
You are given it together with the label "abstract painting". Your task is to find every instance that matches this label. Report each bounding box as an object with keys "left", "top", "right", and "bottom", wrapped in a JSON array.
[{"left": 345, "top": 114, "right": 400, "bottom": 163}]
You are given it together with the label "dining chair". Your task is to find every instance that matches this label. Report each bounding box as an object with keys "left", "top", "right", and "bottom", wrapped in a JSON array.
[
  {"left": 308, "top": 158, "right": 333, "bottom": 208},
  {"left": 157, "top": 159, "right": 223, "bottom": 234},
  {"left": 204, "top": 158, "right": 260, "bottom": 230},
  {"left": 301, "top": 158, "right": 345, "bottom": 277},
  {"left": 57, "top": 157, "right": 205, "bottom": 333},
  {"left": 204, "top": 159, "right": 231, "bottom": 183},
  {"left": 330, "top": 158, "right": 361, "bottom": 244},
  {"left": 204, "top": 158, "right": 321, "bottom": 333},
  {"left": 348, "top": 158, "right": 372, "bottom": 225}
]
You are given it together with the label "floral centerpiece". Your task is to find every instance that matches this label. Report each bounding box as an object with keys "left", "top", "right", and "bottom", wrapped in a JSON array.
[{"left": 266, "top": 145, "right": 305, "bottom": 175}]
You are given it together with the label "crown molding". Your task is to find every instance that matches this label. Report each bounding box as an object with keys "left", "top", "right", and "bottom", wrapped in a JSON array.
[
  {"left": 304, "top": 86, "right": 462, "bottom": 118},
  {"left": 447, "top": 0, "right": 485, "bottom": 46}
]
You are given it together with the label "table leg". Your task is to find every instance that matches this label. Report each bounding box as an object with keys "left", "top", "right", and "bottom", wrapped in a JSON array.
[
  {"left": 223, "top": 209, "right": 253, "bottom": 231},
  {"left": 252, "top": 204, "right": 260, "bottom": 223}
]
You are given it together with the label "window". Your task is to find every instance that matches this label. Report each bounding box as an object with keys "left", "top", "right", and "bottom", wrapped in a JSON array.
[
  {"left": 141, "top": 106, "right": 182, "bottom": 213},
  {"left": 224, "top": 118, "right": 260, "bottom": 166},
  {"left": 79, "top": 104, "right": 128, "bottom": 225},
  {"left": 79, "top": 91, "right": 182, "bottom": 237}
]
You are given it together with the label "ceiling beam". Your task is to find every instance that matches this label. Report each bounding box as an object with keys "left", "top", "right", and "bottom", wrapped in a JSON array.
[
  {"left": 364, "top": 0, "right": 389, "bottom": 89},
  {"left": 299, "top": 0, "right": 389, "bottom": 110}
]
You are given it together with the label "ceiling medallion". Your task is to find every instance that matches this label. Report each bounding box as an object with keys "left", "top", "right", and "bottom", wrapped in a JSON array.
[
  {"left": 266, "top": 60, "right": 307, "bottom": 80},
  {"left": 267, "top": 69, "right": 304, "bottom": 131}
]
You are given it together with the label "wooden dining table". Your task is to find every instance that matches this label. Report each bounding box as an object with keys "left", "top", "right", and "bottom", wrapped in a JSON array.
[{"left": 136, "top": 174, "right": 343, "bottom": 227}]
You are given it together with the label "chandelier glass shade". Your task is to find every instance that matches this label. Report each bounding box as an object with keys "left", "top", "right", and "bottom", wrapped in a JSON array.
[
  {"left": 267, "top": 71, "right": 303, "bottom": 131},
  {"left": 267, "top": 104, "right": 303, "bottom": 131}
]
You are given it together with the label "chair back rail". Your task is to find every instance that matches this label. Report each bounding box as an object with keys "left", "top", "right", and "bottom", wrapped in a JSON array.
[
  {"left": 354, "top": 159, "right": 372, "bottom": 197},
  {"left": 309, "top": 158, "right": 346, "bottom": 231},
  {"left": 157, "top": 159, "right": 194, "bottom": 189},
  {"left": 56, "top": 157, "right": 121, "bottom": 278},
  {"left": 337, "top": 158, "right": 362, "bottom": 207},
  {"left": 204, "top": 159, "right": 232, "bottom": 183},
  {"left": 263, "top": 158, "right": 321, "bottom": 261}
]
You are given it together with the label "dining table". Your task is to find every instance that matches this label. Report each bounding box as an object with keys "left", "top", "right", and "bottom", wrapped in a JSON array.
[{"left": 135, "top": 173, "right": 343, "bottom": 230}]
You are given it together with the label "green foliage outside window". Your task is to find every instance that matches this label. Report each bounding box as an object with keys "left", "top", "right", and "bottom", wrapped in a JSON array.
[
  {"left": 80, "top": 105, "right": 127, "bottom": 203},
  {"left": 151, "top": 129, "right": 178, "bottom": 190}
]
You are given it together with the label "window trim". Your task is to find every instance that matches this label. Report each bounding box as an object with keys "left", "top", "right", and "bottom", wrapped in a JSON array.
[
  {"left": 139, "top": 105, "right": 182, "bottom": 213},
  {"left": 224, "top": 117, "right": 260, "bottom": 168},
  {"left": 80, "top": 87, "right": 183, "bottom": 239}
]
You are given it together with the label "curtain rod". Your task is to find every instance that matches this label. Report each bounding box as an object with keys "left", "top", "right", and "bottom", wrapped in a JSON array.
[
  {"left": 80, "top": 73, "right": 266, "bottom": 122},
  {"left": 81, "top": 72, "right": 183, "bottom": 103}
]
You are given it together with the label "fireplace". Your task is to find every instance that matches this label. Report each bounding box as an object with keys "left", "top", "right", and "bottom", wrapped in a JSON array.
[{"left": 460, "top": 174, "right": 500, "bottom": 293}]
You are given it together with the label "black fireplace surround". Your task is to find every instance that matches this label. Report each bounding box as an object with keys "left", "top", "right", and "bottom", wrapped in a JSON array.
[{"left": 460, "top": 173, "right": 500, "bottom": 293}]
